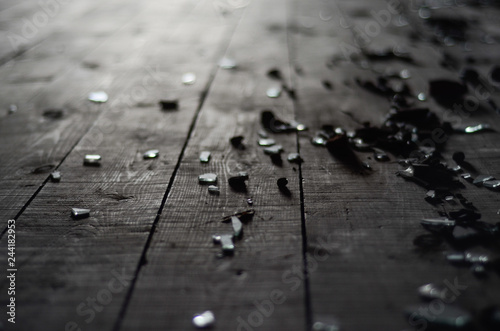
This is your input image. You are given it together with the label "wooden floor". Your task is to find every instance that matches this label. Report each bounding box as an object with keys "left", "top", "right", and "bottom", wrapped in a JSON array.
[{"left": 1, "top": 0, "right": 500, "bottom": 330}]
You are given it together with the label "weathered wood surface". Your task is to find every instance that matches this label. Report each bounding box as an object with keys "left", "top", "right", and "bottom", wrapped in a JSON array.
[{"left": 1, "top": 0, "right": 500, "bottom": 330}]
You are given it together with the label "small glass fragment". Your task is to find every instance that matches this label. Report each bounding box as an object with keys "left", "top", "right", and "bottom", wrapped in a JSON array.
[
  {"left": 417, "top": 92, "right": 427, "bottom": 101},
  {"left": 198, "top": 173, "right": 217, "bottom": 184},
  {"left": 238, "top": 172, "right": 249, "bottom": 180},
  {"left": 373, "top": 148, "right": 390, "bottom": 162},
  {"left": 50, "top": 171, "right": 61, "bottom": 182},
  {"left": 199, "top": 151, "right": 211, "bottom": 163},
  {"left": 418, "top": 283, "right": 448, "bottom": 301},
  {"left": 465, "top": 253, "right": 489, "bottom": 264},
  {"left": 484, "top": 180, "right": 500, "bottom": 189},
  {"left": 84, "top": 154, "right": 101, "bottom": 166},
  {"left": 88, "top": 91, "right": 108, "bottom": 103},
  {"left": 71, "top": 208, "right": 90, "bottom": 219},
  {"left": 463, "top": 124, "right": 491, "bottom": 133},
  {"left": 218, "top": 57, "right": 237, "bottom": 69},
  {"left": 473, "top": 175, "right": 495, "bottom": 186},
  {"left": 399, "top": 69, "right": 411, "bottom": 79},
  {"left": 208, "top": 185, "right": 220, "bottom": 195},
  {"left": 143, "top": 149, "right": 159, "bottom": 159},
  {"left": 231, "top": 216, "right": 243, "bottom": 238},
  {"left": 290, "top": 120, "right": 308, "bottom": 131},
  {"left": 159, "top": 100, "right": 178, "bottom": 111},
  {"left": 266, "top": 87, "right": 282, "bottom": 98},
  {"left": 192, "top": 310, "right": 215, "bottom": 328},
  {"left": 8, "top": 104, "right": 17, "bottom": 114},
  {"left": 219, "top": 234, "right": 234, "bottom": 255},
  {"left": 461, "top": 173, "right": 472, "bottom": 181},
  {"left": 246, "top": 198, "right": 253, "bottom": 206},
  {"left": 258, "top": 130, "right": 268, "bottom": 138},
  {"left": 447, "top": 253, "right": 466, "bottom": 265},
  {"left": 287, "top": 153, "right": 303, "bottom": 164},
  {"left": 258, "top": 138, "right": 276, "bottom": 147},
  {"left": 263, "top": 145, "right": 283, "bottom": 155},
  {"left": 181, "top": 72, "right": 196, "bottom": 85},
  {"left": 311, "top": 136, "right": 327, "bottom": 146}
]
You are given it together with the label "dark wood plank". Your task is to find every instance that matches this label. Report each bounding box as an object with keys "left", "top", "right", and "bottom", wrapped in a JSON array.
[
  {"left": 0, "top": 2, "right": 240, "bottom": 330},
  {"left": 290, "top": 0, "right": 500, "bottom": 329},
  {"left": 120, "top": 0, "right": 308, "bottom": 330}
]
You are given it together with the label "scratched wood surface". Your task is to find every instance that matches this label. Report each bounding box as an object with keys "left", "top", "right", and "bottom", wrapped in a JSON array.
[{"left": 1, "top": 0, "right": 500, "bottom": 330}]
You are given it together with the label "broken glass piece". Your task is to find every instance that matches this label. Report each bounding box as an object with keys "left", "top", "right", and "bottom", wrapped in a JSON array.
[
  {"left": 219, "top": 57, "right": 237, "bottom": 69},
  {"left": 461, "top": 173, "right": 472, "bottom": 181},
  {"left": 199, "top": 151, "right": 211, "bottom": 163},
  {"left": 290, "top": 120, "right": 307, "bottom": 131},
  {"left": 88, "top": 91, "right": 108, "bottom": 103},
  {"left": 208, "top": 185, "right": 220, "bottom": 195},
  {"left": 231, "top": 216, "right": 243, "bottom": 238},
  {"left": 198, "top": 173, "right": 217, "bottom": 184},
  {"left": 404, "top": 304, "right": 472, "bottom": 329},
  {"left": 50, "top": 171, "right": 61, "bottom": 182},
  {"left": 484, "top": 180, "right": 500, "bottom": 189},
  {"left": 192, "top": 310, "right": 215, "bottom": 328},
  {"left": 461, "top": 124, "right": 492, "bottom": 133},
  {"left": 159, "top": 100, "right": 178, "bottom": 111},
  {"left": 246, "top": 198, "right": 253, "bottom": 206},
  {"left": 219, "top": 234, "right": 235, "bottom": 255},
  {"left": 418, "top": 283, "right": 449, "bottom": 301},
  {"left": 83, "top": 154, "right": 101, "bottom": 166},
  {"left": 266, "top": 87, "right": 282, "bottom": 98},
  {"left": 352, "top": 138, "right": 371, "bottom": 151},
  {"left": 71, "top": 208, "right": 90, "bottom": 219},
  {"left": 473, "top": 175, "right": 495, "bottom": 186},
  {"left": 264, "top": 145, "right": 283, "bottom": 155},
  {"left": 267, "top": 68, "right": 282, "bottom": 80},
  {"left": 43, "top": 108, "right": 64, "bottom": 119},
  {"left": 8, "top": 104, "right": 17, "bottom": 114},
  {"left": 258, "top": 130, "right": 268, "bottom": 138},
  {"left": 447, "top": 253, "right": 466, "bottom": 265},
  {"left": 399, "top": 69, "right": 411, "bottom": 79},
  {"left": 465, "top": 253, "right": 489, "bottom": 265},
  {"left": 261, "top": 110, "right": 298, "bottom": 133},
  {"left": 311, "top": 136, "right": 327, "bottom": 146},
  {"left": 362, "top": 162, "right": 372, "bottom": 170},
  {"left": 143, "top": 149, "right": 159, "bottom": 159},
  {"left": 228, "top": 175, "right": 247, "bottom": 192},
  {"left": 238, "top": 172, "right": 249, "bottom": 180},
  {"left": 287, "top": 153, "right": 303, "bottom": 164},
  {"left": 230, "top": 136, "right": 245, "bottom": 150},
  {"left": 212, "top": 235, "right": 222, "bottom": 244},
  {"left": 417, "top": 92, "right": 427, "bottom": 101},
  {"left": 421, "top": 218, "right": 455, "bottom": 233},
  {"left": 181, "top": 73, "right": 196, "bottom": 85},
  {"left": 258, "top": 138, "right": 276, "bottom": 147},
  {"left": 221, "top": 210, "right": 255, "bottom": 223},
  {"left": 373, "top": 148, "right": 390, "bottom": 162}
]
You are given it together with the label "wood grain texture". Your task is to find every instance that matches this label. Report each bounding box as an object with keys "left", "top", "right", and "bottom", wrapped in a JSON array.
[
  {"left": 121, "top": 0, "right": 307, "bottom": 330},
  {"left": 0, "top": 1, "right": 240, "bottom": 330}
]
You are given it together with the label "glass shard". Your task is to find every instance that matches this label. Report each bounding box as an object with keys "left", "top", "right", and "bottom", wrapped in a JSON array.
[
  {"left": 181, "top": 73, "right": 196, "bottom": 85},
  {"left": 238, "top": 172, "right": 249, "bottom": 180},
  {"left": 258, "top": 138, "right": 276, "bottom": 147},
  {"left": 212, "top": 235, "right": 222, "bottom": 244},
  {"left": 50, "top": 171, "right": 61, "bottom": 182},
  {"left": 199, "top": 151, "right": 211, "bottom": 163},
  {"left": 287, "top": 153, "right": 303, "bottom": 164},
  {"left": 473, "top": 175, "right": 495, "bottom": 186},
  {"left": 159, "top": 100, "right": 178, "bottom": 111},
  {"left": 258, "top": 130, "right": 268, "bottom": 138},
  {"left": 311, "top": 136, "right": 327, "bottom": 146},
  {"left": 461, "top": 173, "right": 472, "bottom": 181},
  {"left": 219, "top": 57, "right": 237, "bottom": 69},
  {"left": 373, "top": 148, "right": 390, "bottom": 162},
  {"left": 208, "top": 185, "right": 220, "bottom": 195},
  {"left": 88, "top": 91, "right": 108, "bottom": 103},
  {"left": 246, "top": 198, "right": 253, "bottom": 206},
  {"left": 218, "top": 234, "right": 235, "bottom": 255},
  {"left": 71, "top": 208, "right": 90, "bottom": 219},
  {"left": 198, "top": 173, "right": 217, "bottom": 184},
  {"left": 263, "top": 145, "right": 283, "bottom": 155},
  {"left": 417, "top": 92, "right": 427, "bottom": 101},
  {"left": 266, "top": 87, "right": 282, "bottom": 98},
  {"left": 84, "top": 154, "right": 101, "bottom": 166},
  {"left": 8, "top": 104, "right": 17, "bottom": 114},
  {"left": 461, "top": 124, "right": 492, "bottom": 133},
  {"left": 143, "top": 149, "right": 159, "bottom": 159},
  {"left": 192, "top": 311, "right": 215, "bottom": 328},
  {"left": 399, "top": 69, "right": 411, "bottom": 79},
  {"left": 484, "top": 180, "right": 500, "bottom": 189},
  {"left": 418, "top": 283, "right": 448, "bottom": 301},
  {"left": 231, "top": 216, "right": 243, "bottom": 238}
]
